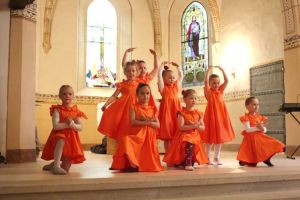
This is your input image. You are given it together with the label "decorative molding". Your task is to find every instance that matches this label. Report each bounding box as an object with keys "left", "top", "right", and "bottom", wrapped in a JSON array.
[
  {"left": 284, "top": 34, "right": 300, "bottom": 50},
  {"left": 36, "top": 93, "right": 108, "bottom": 105},
  {"left": 43, "top": 0, "right": 57, "bottom": 53},
  {"left": 147, "top": 0, "right": 162, "bottom": 57},
  {"left": 282, "top": 0, "right": 295, "bottom": 35},
  {"left": 10, "top": 0, "right": 36, "bottom": 22},
  {"left": 197, "top": 89, "right": 250, "bottom": 104},
  {"left": 207, "top": 0, "right": 220, "bottom": 42}
]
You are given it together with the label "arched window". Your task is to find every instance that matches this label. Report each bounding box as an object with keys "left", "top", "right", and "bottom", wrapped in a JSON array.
[
  {"left": 182, "top": 2, "right": 208, "bottom": 87},
  {"left": 86, "top": 0, "right": 117, "bottom": 88}
]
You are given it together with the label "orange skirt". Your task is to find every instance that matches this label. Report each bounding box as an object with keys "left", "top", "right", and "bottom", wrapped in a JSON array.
[
  {"left": 237, "top": 131, "right": 285, "bottom": 163},
  {"left": 98, "top": 96, "right": 134, "bottom": 140},
  {"left": 158, "top": 98, "right": 181, "bottom": 140},
  {"left": 41, "top": 129, "right": 85, "bottom": 164},
  {"left": 111, "top": 127, "right": 163, "bottom": 172},
  {"left": 163, "top": 131, "right": 208, "bottom": 165}
]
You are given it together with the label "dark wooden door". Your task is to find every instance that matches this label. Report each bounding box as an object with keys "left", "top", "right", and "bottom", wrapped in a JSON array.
[{"left": 250, "top": 60, "right": 285, "bottom": 143}]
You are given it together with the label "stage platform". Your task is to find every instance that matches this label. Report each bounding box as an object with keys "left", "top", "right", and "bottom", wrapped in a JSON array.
[{"left": 1, "top": 151, "right": 300, "bottom": 200}]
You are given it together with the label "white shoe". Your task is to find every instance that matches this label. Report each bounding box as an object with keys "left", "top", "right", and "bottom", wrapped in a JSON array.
[
  {"left": 185, "top": 166, "right": 194, "bottom": 171},
  {"left": 213, "top": 158, "right": 223, "bottom": 165}
]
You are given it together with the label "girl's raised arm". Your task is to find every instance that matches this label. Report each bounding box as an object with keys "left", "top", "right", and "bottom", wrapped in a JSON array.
[
  {"left": 171, "top": 62, "right": 183, "bottom": 83},
  {"left": 121, "top": 47, "right": 136, "bottom": 68},
  {"left": 204, "top": 66, "right": 212, "bottom": 97},
  {"left": 216, "top": 66, "right": 229, "bottom": 90},
  {"left": 149, "top": 49, "right": 159, "bottom": 80},
  {"left": 158, "top": 62, "right": 166, "bottom": 93}
]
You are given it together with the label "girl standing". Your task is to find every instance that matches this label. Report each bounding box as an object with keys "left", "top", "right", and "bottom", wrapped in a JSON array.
[
  {"left": 157, "top": 61, "right": 183, "bottom": 152},
  {"left": 202, "top": 66, "right": 235, "bottom": 165},
  {"left": 98, "top": 61, "right": 139, "bottom": 140}
]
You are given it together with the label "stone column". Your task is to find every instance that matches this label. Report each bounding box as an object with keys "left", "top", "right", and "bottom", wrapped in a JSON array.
[
  {"left": 6, "top": 1, "right": 37, "bottom": 163},
  {"left": 282, "top": 0, "right": 300, "bottom": 155}
]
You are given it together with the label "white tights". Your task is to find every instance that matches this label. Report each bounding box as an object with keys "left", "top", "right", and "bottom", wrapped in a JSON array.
[{"left": 205, "top": 144, "right": 222, "bottom": 161}]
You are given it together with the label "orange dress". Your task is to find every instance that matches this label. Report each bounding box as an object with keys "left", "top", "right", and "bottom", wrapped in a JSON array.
[
  {"left": 110, "top": 104, "right": 163, "bottom": 172},
  {"left": 202, "top": 85, "right": 235, "bottom": 144},
  {"left": 98, "top": 80, "right": 138, "bottom": 140},
  {"left": 137, "top": 73, "right": 156, "bottom": 107},
  {"left": 41, "top": 105, "right": 87, "bottom": 164},
  {"left": 158, "top": 81, "right": 181, "bottom": 140},
  {"left": 163, "top": 108, "right": 208, "bottom": 165},
  {"left": 237, "top": 113, "right": 285, "bottom": 163}
]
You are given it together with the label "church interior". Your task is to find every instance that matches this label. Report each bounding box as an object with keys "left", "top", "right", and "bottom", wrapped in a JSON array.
[{"left": 1, "top": 0, "right": 300, "bottom": 199}]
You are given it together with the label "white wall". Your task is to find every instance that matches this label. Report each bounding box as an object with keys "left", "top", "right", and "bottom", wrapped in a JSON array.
[{"left": 0, "top": 9, "right": 10, "bottom": 155}]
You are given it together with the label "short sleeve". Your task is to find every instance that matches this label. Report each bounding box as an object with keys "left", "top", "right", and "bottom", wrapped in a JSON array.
[
  {"left": 197, "top": 110, "right": 203, "bottom": 118},
  {"left": 77, "top": 111, "right": 88, "bottom": 119},
  {"left": 115, "top": 82, "right": 123, "bottom": 89},
  {"left": 50, "top": 105, "right": 60, "bottom": 116},
  {"left": 219, "top": 84, "right": 225, "bottom": 93},
  {"left": 260, "top": 115, "right": 268, "bottom": 122},
  {"left": 240, "top": 115, "right": 249, "bottom": 122}
]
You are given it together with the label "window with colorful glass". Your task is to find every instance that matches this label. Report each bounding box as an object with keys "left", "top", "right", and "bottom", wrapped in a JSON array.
[
  {"left": 86, "top": 0, "right": 117, "bottom": 88},
  {"left": 182, "top": 2, "right": 208, "bottom": 87}
]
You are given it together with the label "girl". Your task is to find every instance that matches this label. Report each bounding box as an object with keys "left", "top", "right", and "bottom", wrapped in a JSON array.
[
  {"left": 42, "top": 85, "right": 87, "bottom": 175},
  {"left": 122, "top": 48, "right": 159, "bottom": 106},
  {"left": 237, "top": 96, "right": 285, "bottom": 167},
  {"left": 157, "top": 61, "right": 183, "bottom": 152},
  {"left": 163, "top": 89, "right": 208, "bottom": 171},
  {"left": 202, "top": 66, "right": 235, "bottom": 165},
  {"left": 98, "top": 61, "right": 139, "bottom": 140},
  {"left": 110, "top": 83, "right": 163, "bottom": 172}
]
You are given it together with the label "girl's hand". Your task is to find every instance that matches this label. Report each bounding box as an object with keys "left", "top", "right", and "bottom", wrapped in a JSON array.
[
  {"left": 170, "top": 62, "right": 179, "bottom": 68},
  {"left": 66, "top": 118, "right": 73, "bottom": 125},
  {"left": 149, "top": 49, "right": 157, "bottom": 56},
  {"left": 185, "top": 120, "right": 194, "bottom": 125},
  {"left": 215, "top": 65, "right": 223, "bottom": 70},
  {"left": 101, "top": 105, "right": 106, "bottom": 112},
  {"left": 69, "top": 120, "right": 76, "bottom": 129},
  {"left": 126, "top": 47, "right": 136, "bottom": 53},
  {"left": 256, "top": 122, "right": 265, "bottom": 131}
]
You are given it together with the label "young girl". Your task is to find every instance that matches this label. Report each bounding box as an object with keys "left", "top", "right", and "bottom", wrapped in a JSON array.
[
  {"left": 202, "top": 66, "right": 235, "bottom": 165},
  {"left": 98, "top": 61, "right": 139, "bottom": 140},
  {"left": 157, "top": 61, "right": 183, "bottom": 152},
  {"left": 163, "top": 89, "right": 208, "bottom": 171},
  {"left": 41, "top": 85, "right": 87, "bottom": 175},
  {"left": 237, "top": 96, "right": 285, "bottom": 167},
  {"left": 110, "top": 83, "right": 163, "bottom": 172},
  {"left": 122, "top": 48, "right": 159, "bottom": 106}
]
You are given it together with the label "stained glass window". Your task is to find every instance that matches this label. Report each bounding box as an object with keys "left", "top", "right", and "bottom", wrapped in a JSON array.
[
  {"left": 86, "top": 0, "right": 117, "bottom": 88},
  {"left": 182, "top": 2, "right": 208, "bottom": 87}
]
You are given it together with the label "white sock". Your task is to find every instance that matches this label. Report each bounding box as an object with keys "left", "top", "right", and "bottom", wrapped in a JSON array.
[
  {"left": 214, "top": 144, "right": 222, "bottom": 160},
  {"left": 205, "top": 144, "right": 212, "bottom": 160}
]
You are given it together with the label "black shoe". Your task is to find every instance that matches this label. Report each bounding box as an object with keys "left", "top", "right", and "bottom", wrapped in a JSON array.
[
  {"left": 263, "top": 160, "right": 274, "bottom": 167},
  {"left": 239, "top": 161, "right": 246, "bottom": 166},
  {"left": 122, "top": 167, "right": 138, "bottom": 173},
  {"left": 248, "top": 163, "right": 257, "bottom": 167}
]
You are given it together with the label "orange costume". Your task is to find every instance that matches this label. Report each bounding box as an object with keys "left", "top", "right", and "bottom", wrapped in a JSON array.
[
  {"left": 158, "top": 80, "right": 181, "bottom": 140},
  {"left": 237, "top": 113, "right": 285, "bottom": 163},
  {"left": 98, "top": 80, "right": 138, "bottom": 140},
  {"left": 41, "top": 105, "right": 87, "bottom": 164},
  {"left": 163, "top": 108, "right": 208, "bottom": 165},
  {"left": 202, "top": 85, "right": 235, "bottom": 144},
  {"left": 137, "top": 73, "right": 156, "bottom": 107},
  {"left": 110, "top": 104, "right": 163, "bottom": 172}
]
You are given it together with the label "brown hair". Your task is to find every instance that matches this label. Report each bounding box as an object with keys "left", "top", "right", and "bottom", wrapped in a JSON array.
[
  {"left": 209, "top": 74, "right": 219, "bottom": 82},
  {"left": 137, "top": 60, "right": 145, "bottom": 64},
  {"left": 182, "top": 89, "right": 196, "bottom": 98},
  {"left": 58, "top": 85, "right": 73, "bottom": 98},
  {"left": 136, "top": 83, "right": 151, "bottom": 94},
  {"left": 162, "top": 65, "right": 173, "bottom": 77},
  {"left": 245, "top": 96, "right": 257, "bottom": 106}
]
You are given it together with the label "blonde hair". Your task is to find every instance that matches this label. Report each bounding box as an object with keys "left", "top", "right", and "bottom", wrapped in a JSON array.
[
  {"left": 162, "top": 65, "right": 173, "bottom": 78},
  {"left": 123, "top": 60, "right": 137, "bottom": 74},
  {"left": 58, "top": 85, "right": 73, "bottom": 98}
]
